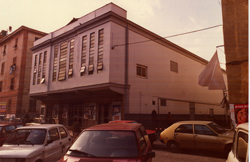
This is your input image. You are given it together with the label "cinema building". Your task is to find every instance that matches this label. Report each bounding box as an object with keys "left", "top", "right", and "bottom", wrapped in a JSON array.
[{"left": 30, "top": 3, "right": 228, "bottom": 129}]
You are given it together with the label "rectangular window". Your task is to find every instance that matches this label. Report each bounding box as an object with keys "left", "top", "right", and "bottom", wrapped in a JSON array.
[
  {"left": 10, "top": 78, "right": 14, "bottom": 90},
  {"left": 52, "top": 45, "right": 58, "bottom": 81},
  {"left": 89, "top": 32, "right": 95, "bottom": 75},
  {"left": 170, "top": 60, "right": 178, "bottom": 73},
  {"left": 1, "top": 62, "right": 5, "bottom": 75},
  {"left": 7, "top": 99, "right": 11, "bottom": 112},
  {"left": 81, "top": 36, "right": 87, "bottom": 76},
  {"left": 37, "top": 53, "right": 42, "bottom": 84},
  {"left": 136, "top": 64, "right": 147, "bottom": 78},
  {"left": 58, "top": 41, "right": 68, "bottom": 81},
  {"left": 3, "top": 45, "right": 6, "bottom": 56},
  {"left": 12, "top": 57, "right": 16, "bottom": 71},
  {"left": 41, "top": 51, "right": 47, "bottom": 83},
  {"left": 33, "top": 55, "right": 38, "bottom": 85},
  {"left": 160, "top": 99, "right": 167, "bottom": 106},
  {"left": 68, "top": 39, "right": 74, "bottom": 78},
  {"left": 97, "top": 29, "right": 104, "bottom": 73},
  {"left": 0, "top": 81, "right": 2, "bottom": 92},
  {"left": 14, "top": 38, "right": 18, "bottom": 49}
]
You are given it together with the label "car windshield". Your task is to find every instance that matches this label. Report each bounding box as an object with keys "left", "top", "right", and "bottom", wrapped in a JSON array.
[
  {"left": 207, "top": 122, "right": 226, "bottom": 134},
  {"left": 67, "top": 130, "right": 139, "bottom": 158},
  {"left": 5, "top": 129, "right": 46, "bottom": 145}
]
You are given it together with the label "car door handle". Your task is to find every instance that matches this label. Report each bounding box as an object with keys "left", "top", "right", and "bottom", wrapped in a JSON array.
[
  {"left": 194, "top": 135, "right": 198, "bottom": 138},
  {"left": 60, "top": 142, "right": 62, "bottom": 145}
]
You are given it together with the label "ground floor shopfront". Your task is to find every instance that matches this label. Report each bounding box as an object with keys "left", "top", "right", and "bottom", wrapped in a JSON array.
[{"left": 31, "top": 88, "right": 124, "bottom": 129}]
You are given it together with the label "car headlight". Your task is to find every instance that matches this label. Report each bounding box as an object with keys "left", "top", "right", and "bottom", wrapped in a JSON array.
[{"left": 16, "top": 159, "right": 26, "bottom": 162}]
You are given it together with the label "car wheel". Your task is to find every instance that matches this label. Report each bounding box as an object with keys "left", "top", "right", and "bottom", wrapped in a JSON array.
[{"left": 167, "top": 141, "right": 180, "bottom": 153}]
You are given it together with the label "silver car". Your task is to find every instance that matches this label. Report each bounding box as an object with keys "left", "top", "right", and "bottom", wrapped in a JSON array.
[{"left": 0, "top": 124, "right": 73, "bottom": 162}]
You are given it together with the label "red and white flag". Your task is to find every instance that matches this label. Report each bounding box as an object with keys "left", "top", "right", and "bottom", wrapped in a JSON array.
[{"left": 198, "top": 51, "right": 226, "bottom": 90}]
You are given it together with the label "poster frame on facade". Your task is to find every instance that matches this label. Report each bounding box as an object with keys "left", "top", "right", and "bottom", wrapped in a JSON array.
[
  {"left": 234, "top": 104, "right": 248, "bottom": 125},
  {"left": 112, "top": 105, "right": 121, "bottom": 121}
]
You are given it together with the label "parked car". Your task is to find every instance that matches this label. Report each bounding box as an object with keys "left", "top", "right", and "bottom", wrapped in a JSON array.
[
  {"left": 0, "top": 124, "right": 73, "bottom": 162},
  {"left": 160, "top": 121, "right": 234, "bottom": 153},
  {"left": 226, "top": 122, "right": 248, "bottom": 162},
  {"left": 109, "top": 120, "right": 157, "bottom": 144},
  {"left": 25, "top": 117, "right": 56, "bottom": 126},
  {"left": 0, "top": 122, "right": 23, "bottom": 146},
  {"left": 58, "top": 123, "right": 155, "bottom": 162}
]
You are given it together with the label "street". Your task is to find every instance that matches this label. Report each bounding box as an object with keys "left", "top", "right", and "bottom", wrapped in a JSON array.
[{"left": 152, "top": 139, "right": 228, "bottom": 162}]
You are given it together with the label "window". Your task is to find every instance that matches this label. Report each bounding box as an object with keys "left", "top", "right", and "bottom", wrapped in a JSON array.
[
  {"left": 58, "top": 42, "right": 68, "bottom": 81},
  {"left": 170, "top": 60, "right": 178, "bottom": 73},
  {"left": 14, "top": 38, "right": 18, "bottom": 49},
  {"left": 175, "top": 124, "right": 193, "bottom": 134},
  {"left": 97, "top": 29, "right": 104, "bottom": 73},
  {"left": 3, "top": 45, "right": 6, "bottom": 56},
  {"left": 1, "top": 62, "right": 5, "bottom": 75},
  {"left": 7, "top": 99, "right": 11, "bottom": 112},
  {"left": 48, "top": 128, "right": 60, "bottom": 141},
  {"left": 29, "top": 99, "right": 36, "bottom": 112},
  {"left": 136, "top": 129, "right": 147, "bottom": 154},
  {"left": 52, "top": 45, "right": 58, "bottom": 81},
  {"left": 37, "top": 53, "right": 42, "bottom": 84},
  {"left": 10, "top": 78, "right": 14, "bottom": 90},
  {"left": 81, "top": 36, "right": 87, "bottom": 76},
  {"left": 160, "top": 99, "right": 167, "bottom": 106},
  {"left": 68, "top": 39, "right": 74, "bottom": 78},
  {"left": 59, "top": 127, "right": 68, "bottom": 139},
  {"left": 136, "top": 64, "right": 147, "bottom": 78},
  {"left": 89, "top": 32, "right": 95, "bottom": 75},
  {"left": 41, "top": 51, "right": 47, "bottom": 83},
  {"left": 236, "top": 131, "right": 248, "bottom": 162},
  {"left": 0, "top": 81, "right": 2, "bottom": 92},
  {"left": 194, "top": 125, "right": 217, "bottom": 136},
  {"left": 33, "top": 55, "right": 38, "bottom": 85}
]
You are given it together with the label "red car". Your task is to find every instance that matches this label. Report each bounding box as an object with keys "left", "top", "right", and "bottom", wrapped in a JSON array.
[
  {"left": 58, "top": 123, "right": 155, "bottom": 162},
  {"left": 109, "top": 120, "right": 157, "bottom": 144},
  {"left": 0, "top": 122, "right": 23, "bottom": 146}
]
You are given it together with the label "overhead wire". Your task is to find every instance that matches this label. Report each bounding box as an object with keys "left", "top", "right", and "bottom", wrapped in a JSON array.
[{"left": 112, "top": 24, "right": 223, "bottom": 49}]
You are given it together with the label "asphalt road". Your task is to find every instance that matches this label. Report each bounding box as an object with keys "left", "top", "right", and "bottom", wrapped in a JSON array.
[{"left": 152, "top": 139, "right": 228, "bottom": 162}]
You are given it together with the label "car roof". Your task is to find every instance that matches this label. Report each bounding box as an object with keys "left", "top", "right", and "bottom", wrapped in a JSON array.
[
  {"left": 108, "top": 120, "right": 137, "bottom": 123},
  {"left": 0, "top": 123, "right": 10, "bottom": 126},
  {"left": 236, "top": 122, "right": 248, "bottom": 131},
  {"left": 86, "top": 123, "right": 141, "bottom": 131},
  {"left": 175, "top": 121, "right": 213, "bottom": 124},
  {"left": 16, "top": 124, "right": 64, "bottom": 130}
]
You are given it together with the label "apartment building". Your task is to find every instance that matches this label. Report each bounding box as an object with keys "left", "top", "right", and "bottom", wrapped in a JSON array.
[
  {"left": 0, "top": 26, "right": 46, "bottom": 118},
  {"left": 30, "top": 3, "right": 228, "bottom": 129}
]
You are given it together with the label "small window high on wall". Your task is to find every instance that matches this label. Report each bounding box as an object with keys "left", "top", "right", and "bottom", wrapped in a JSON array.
[
  {"left": 136, "top": 64, "right": 147, "bottom": 78},
  {"left": 170, "top": 60, "right": 178, "bottom": 73}
]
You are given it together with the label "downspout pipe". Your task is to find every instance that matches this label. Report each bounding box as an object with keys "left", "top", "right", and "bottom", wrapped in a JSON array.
[{"left": 124, "top": 24, "right": 129, "bottom": 115}]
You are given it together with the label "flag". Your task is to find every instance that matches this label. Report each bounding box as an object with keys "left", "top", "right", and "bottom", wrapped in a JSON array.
[{"left": 198, "top": 51, "right": 226, "bottom": 90}]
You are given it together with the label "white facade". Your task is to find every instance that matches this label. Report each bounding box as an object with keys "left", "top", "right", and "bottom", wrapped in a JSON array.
[{"left": 30, "top": 3, "right": 228, "bottom": 128}]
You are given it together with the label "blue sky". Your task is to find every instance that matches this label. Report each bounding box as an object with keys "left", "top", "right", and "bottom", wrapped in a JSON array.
[{"left": 0, "top": 0, "right": 225, "bottom": 68}]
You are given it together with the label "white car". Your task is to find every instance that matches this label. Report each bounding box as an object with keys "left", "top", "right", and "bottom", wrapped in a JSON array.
[
  {"left": 226, "top": 122, "right": 248, "bottom": 162},
  {"left": 0, "top": 124, "right": 73, "bottom": 162}
]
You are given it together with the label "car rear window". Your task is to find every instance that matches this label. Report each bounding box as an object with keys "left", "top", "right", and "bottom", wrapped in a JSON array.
[{"left": 68, "top": 130, "right": 139, "bottom": 158}]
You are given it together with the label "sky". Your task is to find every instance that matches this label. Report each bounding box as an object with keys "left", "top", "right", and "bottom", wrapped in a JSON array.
[{"left": 0, "top": 0, "right": 225, "bottom": 69}]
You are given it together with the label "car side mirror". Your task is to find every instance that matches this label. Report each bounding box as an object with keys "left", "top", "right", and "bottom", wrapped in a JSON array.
[{"left": 144, "top": 151, "right": 155, "bottom": 158}]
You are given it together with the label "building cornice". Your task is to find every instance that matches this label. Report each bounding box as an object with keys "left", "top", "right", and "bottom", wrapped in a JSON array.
[{"left": 0, "top": 26, "right": 47, "bottom": 44}]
